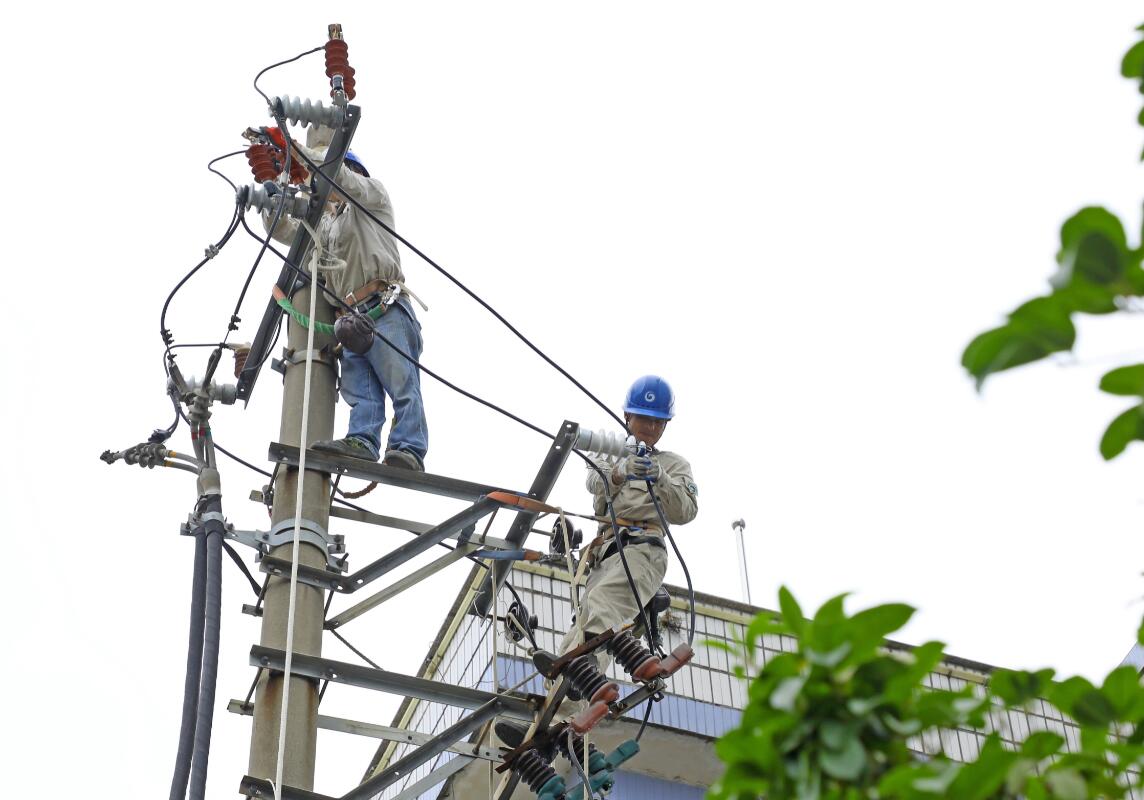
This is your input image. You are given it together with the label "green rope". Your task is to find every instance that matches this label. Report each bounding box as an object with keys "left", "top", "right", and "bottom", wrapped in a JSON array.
[{"left": 275, "top": 296, "right": 386, "bottom": 335}]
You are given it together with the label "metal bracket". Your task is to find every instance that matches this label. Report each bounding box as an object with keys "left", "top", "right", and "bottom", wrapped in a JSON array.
[{"left": 226, "top": 518, "right": 347, "bottom": 572}]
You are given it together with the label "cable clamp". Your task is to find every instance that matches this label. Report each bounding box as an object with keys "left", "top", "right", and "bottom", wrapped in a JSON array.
[
  {"left": 227, "top": 518, "right": 347, "bottom": 572},
  {"left": 280, "top": 346, "right": 339, "bottom": 370},
  {"left": 204, "top": 243, "right": 220, "bottom": 260}
]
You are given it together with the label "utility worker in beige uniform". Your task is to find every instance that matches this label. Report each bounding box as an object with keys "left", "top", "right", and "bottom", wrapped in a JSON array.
[
  {"left": 558, "top": 375, "right": 698, "bottom": 672},
  {"left": 264, "top": 144, "right": 428, "bottom": 470}
]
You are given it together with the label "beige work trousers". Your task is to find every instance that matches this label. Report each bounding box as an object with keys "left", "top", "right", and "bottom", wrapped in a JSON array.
[{"left": 557, "top": 541, "right": 669, "bottom": 673}]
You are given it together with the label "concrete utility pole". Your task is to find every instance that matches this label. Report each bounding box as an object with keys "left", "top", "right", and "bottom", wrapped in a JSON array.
[{"left": 247, "top": 285, "right": 337, "bottom": 790}]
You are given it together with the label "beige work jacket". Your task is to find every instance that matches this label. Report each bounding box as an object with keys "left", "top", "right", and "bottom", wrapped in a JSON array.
[
  {"left": 263, "top": 144, "right": 404, "bottom": 303},
  {"left": 586, "top": 449, "right": 698, "bottom": 531}
]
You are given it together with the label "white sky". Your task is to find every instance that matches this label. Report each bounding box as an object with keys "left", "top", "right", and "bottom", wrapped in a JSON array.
[{"left": 5, "top": 2, "right": 1144, "bottom": 797}]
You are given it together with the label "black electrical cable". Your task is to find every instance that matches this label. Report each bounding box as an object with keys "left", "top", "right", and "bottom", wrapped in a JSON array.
[
  {"left": 252, "top": 46, "right": 324, "bottom": 106},
  {"left": 222, "top": 137, "right": 295, "bottom": 347},
  {"left": 228, "top": 160, "right": 669, "bottom": 701},
  {"left": 635, "top": 694, "right": 655, "bottom": 741},
  {"left": 169, "top": 529, "right": 207, "bottom": 800},
  {"left": 225, "top": 157, "right": 680, "bottom": 688},
  {"left": 222, "top": 540, "right": 263, "bottom": 596},
  {"left": 644, "top": 481, "right": 696, "bottom": 647},
  {"left": 588, "top": 459, "right": 663, "bottom": 659},
  {"left": 238, "top": 227, "right": 559, "bottom": 442},
  {"left": 330, "top": 628, "right": 383, "bottom": 670},
  {"left": 213, "top": 442, "right": 272, "bottom": 478},
  {"left": 188, "top": 515, "right": 224, "bottom": 800},
  {"left": 207, "top": 150, "right": 245, "bottom": 193},
  {"left": 160, "top": 203, "right": 242, "bottom": 364},
  {"left": 284, "top": 145, "right": 629, "bottom": 434}
]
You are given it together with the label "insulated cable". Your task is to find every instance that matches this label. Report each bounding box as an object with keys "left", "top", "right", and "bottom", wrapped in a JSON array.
[
  {"left": 253, "top": 46, "right": 325, "bottom": 107},
  {"left": 207, "top": 150, "right": 244, "bottom": 193},
  {"left": 644, "top": 482, "right": 695, "bottom": 647},
  {"left": 243, "top": 149, "right": 667, "bottom": 651},
  {"left": 223, "top": 131, "right": 296, "bottom": 346},
  {"left": 283, "top": 144, "right": 629, "bottom": 434},
  {"left": 238, "top": 238, "right": 655, "bottom": 642},
  {"left": 160, "top": 202, "right": 242, "bottom": 361}
]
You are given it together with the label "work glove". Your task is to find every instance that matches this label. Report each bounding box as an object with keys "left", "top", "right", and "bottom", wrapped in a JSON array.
[{"left": 613, "top": 453, "right": 662, "bottom": 483}]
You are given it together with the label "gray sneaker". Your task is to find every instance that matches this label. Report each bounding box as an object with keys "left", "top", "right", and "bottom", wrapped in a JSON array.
[
  {"left": 383, "top": 448, "right": 424, "bottom": 471},
  {"left": 311, "top": 437, "right": 378, "bottom": 462}
]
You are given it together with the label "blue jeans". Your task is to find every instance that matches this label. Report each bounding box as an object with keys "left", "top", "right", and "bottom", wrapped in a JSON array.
[{"left": 339, "top": 297, "right": 428, "bottom": 463}]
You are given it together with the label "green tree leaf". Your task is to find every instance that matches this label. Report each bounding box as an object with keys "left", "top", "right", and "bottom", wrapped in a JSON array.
[
  {"left": 1053, "top": 207, "right": 1129, "bottom": 288},
  {"left": 1045, "top": 768, "right": 1088, "bottom": 800},
  {"left": 1020, "top": 731, "right": 1065, "bottom": 760},
  {"left": 847, "top": 603, "right": 915, "bottom": 659},
  {"left": 1100, "top": 665, "right": 1144, "bottom": 717},
  {"left": 1098, "top": 403, "right": 1144, "bottom": 460},
  {"left": 1099, "top": 364, "right": 1144, "bottom": 396},
  {"left": 990, "top": 668, "right": 1055, "bottom": 706},
  {"left": 779, "top": 586, "right": 807, "bottom": 638},
  {"left": 819, "top": 735, "right": 866, "bottom": 781},
  {"left": 1122, "top": 38, "right": 1144, "bottom": 81},
  {"left": 962, "top": 296, "right": 1077, "bottom": 388}
]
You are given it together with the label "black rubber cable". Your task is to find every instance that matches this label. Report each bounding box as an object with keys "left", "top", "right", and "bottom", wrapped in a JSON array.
[
  {"left": 188, "top": 515, "right": 224, "bottom": 800},
  {"left": 253, "top": 46, "right": 324, "bottom": 107},
  {"left": 169, "top": 529, "right": 207, "bottom": 800},
  {"left": 222, "top": 540, "right": 263, "bottom": 597},
  {"left": 283, "top": 145, "right": 629, "bottom": 434},
  {"left": 644, "top": 481, "right": 695, "bottom": 647},
  {"left": 207, "top": 150, "right": 244, "bottom": 193},
  {"left": 160, "top": 204, "right": 242, "bottom": 366},
  {"left": 635, "top": 694, "right": 655, "bottom": 741},
  {"left": 222, "top": 136, "right": 295, "bottom": 347},
  {"left": 239, "top": 148, "right": 669, "bottom": 655}
]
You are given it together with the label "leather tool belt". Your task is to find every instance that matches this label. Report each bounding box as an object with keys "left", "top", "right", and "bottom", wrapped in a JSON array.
[{"left": 344, "top": 279, "right": 396, "bottom": 313}]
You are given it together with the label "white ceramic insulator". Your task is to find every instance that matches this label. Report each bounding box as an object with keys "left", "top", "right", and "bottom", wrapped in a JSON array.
[
  {"left": 243, "top": 185, "right": 310, "bottom": 219},
  {"left": 273, "top": 95, "right": 345, "bottom": 130},
  {"left": 184, "top": 377, "right": 237, "bottom": 405},
  {"left": 575, "top": 428, "right": 630, "bottom": 459}
]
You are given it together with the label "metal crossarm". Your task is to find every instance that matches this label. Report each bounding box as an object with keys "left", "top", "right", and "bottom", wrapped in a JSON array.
[
  {"left": 325, "top": 543, "right": 479, "bottom": 629},
  {"left": 249, "top": 646, "right": 538, "bottom": 720},
  {"left": 473, "top": 420, "right": 579, "bottom": 617},
  {"left": 343, "top": 698, "right": 505, "bottom": 800},
  {"left": 240, "top": 695, "right": 494, "bottom": 800},
  {"left": 260, "top": 496, "right": 498, "bottom": 593},
  {"left": 388, "top": 756, "right": 473, "bottom": 800},
  {"left": 227, "top": 700, "right": 502, "bottom": 760},
  {"left": 236, "top": 106, "right": 361, "bottom": 404},
  {"left": 270, "top": 443, "right": 510, "bottom": 501}
]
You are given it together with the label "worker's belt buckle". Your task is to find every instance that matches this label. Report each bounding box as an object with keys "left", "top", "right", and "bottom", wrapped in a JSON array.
[{"left": 351, "top": 291, "right": 387, "bottom": 314}]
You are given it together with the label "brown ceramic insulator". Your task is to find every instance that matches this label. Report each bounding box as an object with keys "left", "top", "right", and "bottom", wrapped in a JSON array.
[
  {"left": 288, "top": 160, "right": 308, "bottom": 185},
  {"left": 246, "top": 144, "right": 278, "bottom": 183},
  {"left": 325, "top": 38, "right": 357, "bottom": 100}
]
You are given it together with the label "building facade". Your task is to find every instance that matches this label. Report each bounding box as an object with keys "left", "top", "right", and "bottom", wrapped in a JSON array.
[{"left": 364, "top": 561, "right": 1113, "bottom": 800}]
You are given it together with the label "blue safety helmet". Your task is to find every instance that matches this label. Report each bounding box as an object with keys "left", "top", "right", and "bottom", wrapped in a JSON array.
[
  {"left": 344, "top": 150, "right": 370, "bottom": 177},
  {"left": 623, "top": 375, "right": 675, "bottom": 420}
]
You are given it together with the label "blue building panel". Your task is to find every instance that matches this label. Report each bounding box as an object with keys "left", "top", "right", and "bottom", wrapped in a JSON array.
[{"left": 610, "top": 769, "right": 705, "bottom": 800}]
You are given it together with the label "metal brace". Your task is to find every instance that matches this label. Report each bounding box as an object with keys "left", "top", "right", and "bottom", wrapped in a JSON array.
[
  {"left": 225, "top": 517, "right": 347, "bottom": 572},
  {"left": 271, "top": 345, "right": 339, "bottom": 376}
]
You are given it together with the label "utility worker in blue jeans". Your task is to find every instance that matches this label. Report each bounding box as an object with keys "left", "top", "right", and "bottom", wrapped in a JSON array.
[{"left": 264, "top": 146, "right": 428, "bottom": 470}]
